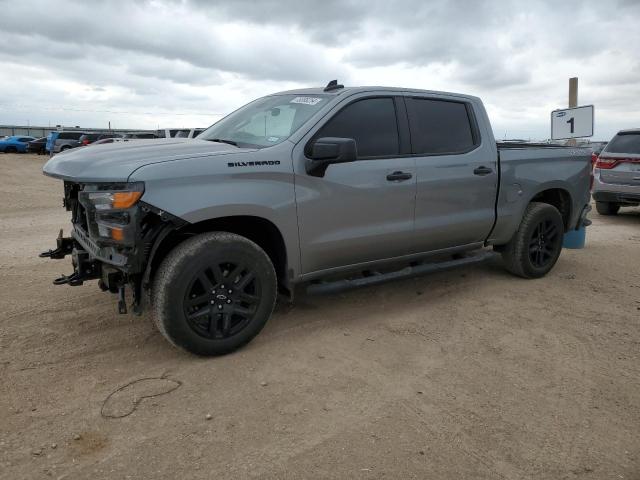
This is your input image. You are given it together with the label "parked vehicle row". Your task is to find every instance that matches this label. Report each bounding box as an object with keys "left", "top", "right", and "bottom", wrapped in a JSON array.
[
  {"left": 40, "top": 128, "right": 205, "bottom": 155},
  {"left": 0, "top": 129, "right": 206, "bottom": 155}
]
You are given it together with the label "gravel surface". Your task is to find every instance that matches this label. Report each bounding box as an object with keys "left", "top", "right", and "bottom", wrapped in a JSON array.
[{"left": 1, "top": 153, "right": 639, "bottom": 479}]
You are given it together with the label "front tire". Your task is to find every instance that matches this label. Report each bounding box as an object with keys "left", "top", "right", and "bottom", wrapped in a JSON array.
[
  {"left": 595, "top": 201, "right": 619, "bottom": 216},
  {"left": 501, "top": 202, "right": 564, "bottom": 279},
  {"left": 152, "top": 232, "right": 277, "bottom": 356}
]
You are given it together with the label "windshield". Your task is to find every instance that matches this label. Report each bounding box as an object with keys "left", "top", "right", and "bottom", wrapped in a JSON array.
[{"left": 199, "top": 94, "right": 330, "bottom": 148}]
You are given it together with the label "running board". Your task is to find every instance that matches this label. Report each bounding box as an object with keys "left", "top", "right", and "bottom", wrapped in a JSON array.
[{"left": 306, "top": 250, "right": 497, "bottom": 295}]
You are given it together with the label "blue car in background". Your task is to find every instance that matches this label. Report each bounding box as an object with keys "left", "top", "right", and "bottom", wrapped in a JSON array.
[{"left": 0, "top": 135, "right": 36, "bottom": 153}]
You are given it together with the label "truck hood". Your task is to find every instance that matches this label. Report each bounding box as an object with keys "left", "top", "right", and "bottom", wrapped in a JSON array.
[{"left": 42, "top": 138, "right": 254, "bottom": 182}]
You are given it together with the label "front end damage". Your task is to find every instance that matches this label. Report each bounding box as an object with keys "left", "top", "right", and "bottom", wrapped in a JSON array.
[{"left": 40, "top": 181, "right": 185, "bottom": 314}]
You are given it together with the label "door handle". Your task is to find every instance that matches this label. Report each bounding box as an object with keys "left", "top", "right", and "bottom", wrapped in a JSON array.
[
  {"left": 473, "top": 166, "right": 493, "bottom": 176},
  {"left": 386, "top": 171, "right": 413, "bottom": 181}
]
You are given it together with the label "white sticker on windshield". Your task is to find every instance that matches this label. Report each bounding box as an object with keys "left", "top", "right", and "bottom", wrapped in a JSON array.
[
  {"left": 267, "top": 136, "right": 279, "bottom": 142},
  {"left": 290, "top": 97, "right": 322, "bottom": 106}
]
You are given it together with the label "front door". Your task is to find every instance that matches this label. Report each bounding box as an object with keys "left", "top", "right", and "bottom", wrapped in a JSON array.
[{"left": 293, "top": 95, "right": 417, "bottom": 274}]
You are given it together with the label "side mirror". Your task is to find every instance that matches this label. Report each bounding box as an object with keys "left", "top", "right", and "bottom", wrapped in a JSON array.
[{"left": 306, "top": 137, "right": 357, "bottom": 177}]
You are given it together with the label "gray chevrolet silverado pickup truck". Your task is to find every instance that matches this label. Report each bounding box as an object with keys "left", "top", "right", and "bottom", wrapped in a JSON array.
[{"left": 42, "top": 81, "right": 592, "bottom": 355}]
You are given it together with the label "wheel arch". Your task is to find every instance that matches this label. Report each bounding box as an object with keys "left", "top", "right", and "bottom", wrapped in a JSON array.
[
  {"left": 529, "top": 187, "right": 572, "bottom": 231},
  {"left": 146, "top": 215, "right": 291, "bottom": 295}
]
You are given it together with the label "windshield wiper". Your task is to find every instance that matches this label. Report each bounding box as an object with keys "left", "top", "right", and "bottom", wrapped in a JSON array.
[{"left": 207, "top": 138, "right": 238, "bottom": 146}]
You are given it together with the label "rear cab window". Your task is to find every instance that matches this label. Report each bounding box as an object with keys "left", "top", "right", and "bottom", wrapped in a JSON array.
[{"left": 405, "top": 97, "right": 478, "bottom": 155}]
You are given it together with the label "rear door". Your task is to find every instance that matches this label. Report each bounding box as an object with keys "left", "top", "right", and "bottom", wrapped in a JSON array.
[
  {"left": 293, "top": 94, "right": 417, "bottom": 274},
  {"left": 407, "top": 95, "right": 498, "bottom": 252},
  {"left": 598, "top": 132, "right": 640, "bottom": 187}
]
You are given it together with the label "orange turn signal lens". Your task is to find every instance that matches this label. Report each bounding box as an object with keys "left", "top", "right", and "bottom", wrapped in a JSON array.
[
  {"left": 112, "top": 191, "right": 143, "bottom": 209},
  {"left": 110, "top": 227, "right": 124, "bottom": 241}
]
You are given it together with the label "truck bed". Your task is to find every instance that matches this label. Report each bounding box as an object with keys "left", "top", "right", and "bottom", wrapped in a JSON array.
[{"left": 488, "top": 143, "right": 592, "bottom": 245}]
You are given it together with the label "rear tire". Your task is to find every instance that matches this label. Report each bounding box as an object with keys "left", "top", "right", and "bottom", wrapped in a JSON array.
[
  {"left": 595, "top": 201, "right": 619, "bottom": 215},
  {"left": 152, "top": 232, "right": 277, "bottom": 356},
  {"left": 5, "top": 147, "right": 17, "bottom": 153},
  {"left": 501, "top": 202, "right": 564, "bottom": 279}
]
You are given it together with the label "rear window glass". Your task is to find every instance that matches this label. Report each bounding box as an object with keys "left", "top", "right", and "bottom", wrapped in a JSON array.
[
  {"left": 604, "top": 133, "right": 640, "bottom": 154},
  {"left": 405, "top": 98, "right": 477, "bottom": 155}
]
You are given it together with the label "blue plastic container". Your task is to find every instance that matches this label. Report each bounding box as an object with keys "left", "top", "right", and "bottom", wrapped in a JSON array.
[{"left": 563, "top": 227, "right": 586, "bottom": 249}]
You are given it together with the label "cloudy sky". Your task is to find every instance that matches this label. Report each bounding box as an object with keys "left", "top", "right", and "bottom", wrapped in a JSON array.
[{"left": 0, "top": 0, "right": 638, "bottom": 140}]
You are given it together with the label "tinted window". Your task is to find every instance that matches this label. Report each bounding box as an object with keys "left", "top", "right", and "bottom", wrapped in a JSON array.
[
  {"left": 406, "top": 98, "right": 476, "bottom": 154},
  {"left": 18, "top": 137, "right": 33, "bottom": 142},
  {"left": 315, "top": 97, "right": 399, "bottom": 158},
  {"left": 58, "top": 132, "right": 84, "bottom": 140},
  {"left": 604, "top": 133, "right": 640, "bottom": 154}
]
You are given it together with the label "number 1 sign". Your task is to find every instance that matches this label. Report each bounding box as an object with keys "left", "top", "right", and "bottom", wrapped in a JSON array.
[{"left": 551, "top": 105, "right": 594, "bottom": 140}]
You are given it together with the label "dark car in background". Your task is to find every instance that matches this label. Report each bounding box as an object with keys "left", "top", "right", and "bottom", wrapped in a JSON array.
[{"left": 27, "top": 137, "right": 48, "bottom": 154}]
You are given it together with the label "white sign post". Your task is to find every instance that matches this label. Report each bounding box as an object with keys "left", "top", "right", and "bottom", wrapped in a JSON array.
[{"left": 551, "top": 105, "right": 594, "bottom": 140}]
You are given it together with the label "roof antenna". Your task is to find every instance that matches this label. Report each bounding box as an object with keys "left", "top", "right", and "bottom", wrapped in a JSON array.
[{"left": 324, "top": 79, "right": 344, "bottom": 92}]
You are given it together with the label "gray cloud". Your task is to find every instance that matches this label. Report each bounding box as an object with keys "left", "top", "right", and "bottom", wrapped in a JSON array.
[{"left": 0, "top": 0, "right": 638, "bottom": 139}]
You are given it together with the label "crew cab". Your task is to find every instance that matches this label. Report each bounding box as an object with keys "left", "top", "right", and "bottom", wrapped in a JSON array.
[{"left": 41, "top": 82, "right": 592, "bottom": 356}]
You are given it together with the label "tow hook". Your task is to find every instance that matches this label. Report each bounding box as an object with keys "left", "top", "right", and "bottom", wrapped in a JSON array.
[
  {"left": 51, "top": 249, "right": 101, "bottom": 287},
  {"left": 39, "top": 229, "right": 74, "bottom": 259},
  {"left": 53, "top": 271, "right": 85, "bottom": 286}
]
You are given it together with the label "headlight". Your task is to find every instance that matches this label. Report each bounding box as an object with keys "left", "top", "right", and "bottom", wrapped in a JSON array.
[
  {"left": 78, "top": 182, "right": 144, "bottom": 244},
  {"left": 80, "top": 182, "right": 144, "bottom": 210}
]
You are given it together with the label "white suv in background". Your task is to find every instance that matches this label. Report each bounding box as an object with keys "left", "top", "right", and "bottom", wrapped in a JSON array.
[
  {"left": 157, "top": 128, "right": 205, "bottom": 139},
  {"left": 592, "top": 129, "right": 640, "bottom": 215}
]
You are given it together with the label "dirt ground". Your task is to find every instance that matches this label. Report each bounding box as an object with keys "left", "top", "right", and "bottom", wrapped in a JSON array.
[{"left": 0, "top": 152, "right": 639, "bottom": 480}]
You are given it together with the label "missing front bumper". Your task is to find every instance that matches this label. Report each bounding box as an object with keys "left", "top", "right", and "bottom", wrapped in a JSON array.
[{"left": 39, "top": 232, "right": 102, "bottom": 286}]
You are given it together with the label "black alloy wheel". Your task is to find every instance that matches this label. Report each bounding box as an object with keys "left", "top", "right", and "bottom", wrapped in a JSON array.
[
  {"left": 528, "top": 219, "right": 561, "bottom": 268},
  {"left": 500, "top": 202, "right": 565, "bottom": 279},
  {"left": 152, "top": 232, "right": 277, "bottom": 356},
  {"left": 183, "top": 261, "right": 261, "bottom": 339}
]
